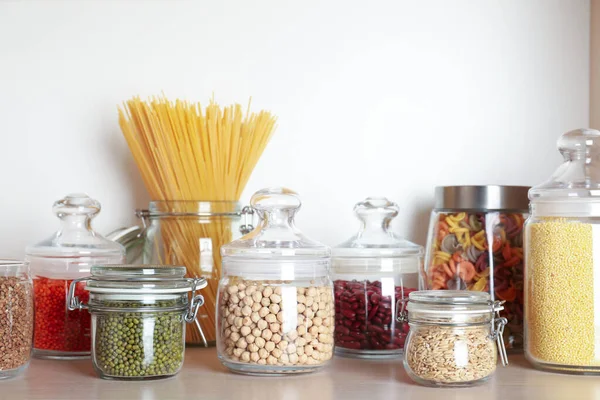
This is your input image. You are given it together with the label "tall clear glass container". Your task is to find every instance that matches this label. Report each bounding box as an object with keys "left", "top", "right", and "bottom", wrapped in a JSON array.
[
  {"left": 331, "top": 197, "right": 422, "bottom": 358},
  {"left": 128, "top": 201, "right": 252, "bottom": 346},
  {"left": 25, "top": 194, "right": 125, "bottom": 359},
  {"left": 525, "top": 128, "right": 600, "bottom": 373},
  {"left": 423, "top": 185, "right": 529, "bottom": 351},
  {"left": 216, "top": 188, "right": 334, "bottom": 375}
]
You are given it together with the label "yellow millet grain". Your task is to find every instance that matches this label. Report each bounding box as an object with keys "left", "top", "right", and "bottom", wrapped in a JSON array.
[{"left": 526, "top": 220, "right": 597, "bottom": 366}]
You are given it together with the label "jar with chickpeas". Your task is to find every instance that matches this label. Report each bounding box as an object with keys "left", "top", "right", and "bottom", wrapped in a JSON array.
[
  {"left": 216, "top": 188, "right": 334, "bottom": 375},
  {"left": 525, "top": 129, "right": 600, "bottom": 374}
]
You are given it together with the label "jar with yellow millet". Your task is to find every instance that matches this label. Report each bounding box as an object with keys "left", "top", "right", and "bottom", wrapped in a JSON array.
[{"left": 525, "top": 128, "right": 600, "bottom": 374}]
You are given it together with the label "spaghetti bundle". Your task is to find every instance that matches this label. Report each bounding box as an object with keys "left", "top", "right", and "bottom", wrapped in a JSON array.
[{"left": 118, "top": 96, "right": 277, "bottom": 344}]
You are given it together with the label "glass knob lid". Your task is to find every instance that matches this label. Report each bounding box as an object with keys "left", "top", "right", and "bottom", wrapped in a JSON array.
[
  {"left": 333, "top": 196, "right": 423, "bottom": 258},
  {"left": 221, "top": 187, "right": 330, "bottom": 258},
  {"left": 26, "top": 193, "right": 125, "bottom": 256},
  {"left": 530, "top": 128, "right": 600, "bottom": 199}
]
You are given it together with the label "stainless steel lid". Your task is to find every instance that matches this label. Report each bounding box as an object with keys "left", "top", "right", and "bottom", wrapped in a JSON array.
[{"left": 434, "top": 185, "right": 530, "bottom": 211}]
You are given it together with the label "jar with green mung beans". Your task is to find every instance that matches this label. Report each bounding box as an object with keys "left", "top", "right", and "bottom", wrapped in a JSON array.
[{"left": 67, "top": 265, "right": 207, "bottom": 380}]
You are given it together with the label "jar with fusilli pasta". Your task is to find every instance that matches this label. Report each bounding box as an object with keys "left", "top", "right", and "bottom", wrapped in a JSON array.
[{"left": 423, "top": 186, "right": 529, "bottom": 351}]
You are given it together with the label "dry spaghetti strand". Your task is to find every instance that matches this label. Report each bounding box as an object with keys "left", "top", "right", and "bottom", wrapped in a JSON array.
[{"left": 118, "top": 96, "right": 277, "bottom": 344}]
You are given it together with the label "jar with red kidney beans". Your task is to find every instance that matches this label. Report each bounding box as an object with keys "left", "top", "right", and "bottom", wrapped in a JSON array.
[{"left": 332, "top": 197, "right": 423, "bottom": 359}]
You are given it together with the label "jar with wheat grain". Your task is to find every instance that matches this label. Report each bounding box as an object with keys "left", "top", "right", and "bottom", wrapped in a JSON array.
[
  {"left": 525, "top": 129, "right": 600, "bottom": 374},
  {"left": 402, "top": 290, "right": 507, "bottom": 387},
  {"left": 216, "top": 188, "right": 334, "bottom": 375}
]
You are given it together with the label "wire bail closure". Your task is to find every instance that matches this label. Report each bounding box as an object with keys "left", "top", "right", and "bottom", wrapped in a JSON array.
[
  {"left": 490, "top": 300, "right": 508, "bottom": 366},
  {"left": 67, "top": 277, "right": 89, "bottom": 311}
]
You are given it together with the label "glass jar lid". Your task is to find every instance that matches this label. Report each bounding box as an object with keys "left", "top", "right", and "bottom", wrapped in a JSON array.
[
  {"left": 26, "top": 194, "right": 125, "bottom": 258},
  {"left": 221, "top": 188, "right": 330, "bottom": 259},
  {"left": 530, "top": 129, "right": 600, "bottom": 200},
  {"left": 84, "top": 265, "right": 205, "bottom": 294},
  {"left": 332, "top": 197, "right": 423, "bottom": 258},
  {"left": 406, "top": 290, "right": 496, "bottom": 315}
]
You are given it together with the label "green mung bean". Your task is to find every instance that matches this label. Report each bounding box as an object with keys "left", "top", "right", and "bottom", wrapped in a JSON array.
[{"left": 93, "top": 300, "right": 185, "bottom": 378}]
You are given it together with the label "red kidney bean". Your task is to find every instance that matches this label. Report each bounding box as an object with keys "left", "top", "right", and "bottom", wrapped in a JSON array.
[
  {"left": 341, "top": 309, "right": 356, "bottom": 319},
  {"left": 337, "top": 325, "right": 350, "bottom": 335}
]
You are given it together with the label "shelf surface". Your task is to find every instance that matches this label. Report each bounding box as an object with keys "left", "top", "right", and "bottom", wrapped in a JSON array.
[{"left": 3, "top": 348, "right": 600, "bottom": 399}]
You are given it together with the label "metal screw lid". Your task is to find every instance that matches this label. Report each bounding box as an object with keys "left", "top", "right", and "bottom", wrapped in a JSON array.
[{"left": 434, "top": 185, "right": 530, "bottom": 211}]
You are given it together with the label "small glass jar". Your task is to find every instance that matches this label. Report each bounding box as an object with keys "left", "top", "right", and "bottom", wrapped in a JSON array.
[
  {"left": 423, "top": 185, "right": 529, "bottom": 351},
  {"left": 331, "top": 197, "right": 422, "bottom": 358},
  {"left": 109, "top": 201, "right": 253, "bottom": 346},
  {"left": 26, "top": 194, "right": 125, "bottom": 359},
  {"left": 217, "top": 188, "right": 334, "bottom": 375},
  {"left": 403, "top": 290, "right": 507, "bottom": 387},
  {"left": 525, "top": 128, "right": 600, "bottom": 374},
  {"left": 67, "top": 265, "right": 207, "bottom": 380},
  {"left": 0, "top": 260, "right": 33, "bottom": 379}
]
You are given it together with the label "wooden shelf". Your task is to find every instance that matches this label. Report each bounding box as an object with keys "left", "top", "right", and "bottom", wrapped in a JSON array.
[{"left": 3, "top": 348, "right": 596, "bottom": 399}]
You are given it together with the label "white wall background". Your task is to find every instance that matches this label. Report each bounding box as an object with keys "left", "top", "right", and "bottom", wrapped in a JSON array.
[{"left": 0, "top": 0, "right": 591, "bottom": 259}]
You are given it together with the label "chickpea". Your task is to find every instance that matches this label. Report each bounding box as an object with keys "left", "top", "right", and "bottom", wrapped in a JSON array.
[
  {"left": 306, "top": 288, "right": 317, "bottom": 297},
  {"left": 242, "top": 306, "right": 252, "bottom": 317},
  {"left": 251, "top": 302, "right": 262, "bottom": 312},
  {"left": 257, "top": 320, "right": 268, "bottom": 331},
  {"left": 261, "top": 329, "right": 273, "bottom": 341},
  {"left": 248, "top": 343, "right": 259, "bottom": 353},
  {"left": 258, "top": 348, "right": 269, "bottom": 359},
  {"left": 241, "top": 351, "right": 251, "bottom": 362},
  {"left": 228, "top": 285, "right": 239, "bottom": 295},
  {"left": 305, "top": 296, "right": 314, "bottom": 307},
  {"left": 286, "top": 344, "right": 297, "bottom": 354},
  {"left": 230, "top": 332, "right": 241, "bottom": 342},
  {"left": 280, "top": 353, "right": 290, "bottom": 364},
  {"left": 269, "top": 303, "right": 280, "bottom": 314},
  {"left": 297, "top": 294, "right": 306, "bottom": 304},
  {"left": 274, "top": 287, "right": 282, "bottom": 296},
  {"left": 297, "top": 325, "right": 307, "bottom": 336},
  {"left": 234, "top": 308, "right": 243, "bottom": 317},
  {"left": 296, "top": 345, "right": 304, "bottom": 356},
  {"left": 277, "top": 340, "right": 289, "bottom": 351},
  {"left": 261, "top": 297, "right": 270, "bottom": 307},
  {"left": 255, "top": 337, "right": 266, "bottom": 348},
  {"left": 286, "top": 329, "right": 298, "bottom": 341},
  {"left": 304, "top": 345, "right": 314, "bottom": 356},
  {"left": 252, "top": 291, "right": 262, "bottom": 303},
  {"left": 233, "top": 348, "right": 244, "bottom": 357},
  {"left": 257, "top": 359, "right": 267, "bottom": 365},
  {"left": 289, "top": 353, "right": 299, "bottom": 364},
  {"left": 230, "top": 294, "right": 240, "bottom": 305},
  {"left": 299, "top": 354, "right": 308, "bottom": 364},
  {"left": 250, "top": 352, "right": 260, "bottom": 362},
  {"left": 240, "top": 326, "right": 251, "bottom": 337},
  {"left": 263, "top": 287, "right": 273, "bottom": 298},
  {"left": 259, "top": 307, "right": 270, "bottom": 318},
  {"left": 270, "top": 294, "right": 282, "bottom": 304},
  {"left": 271, "top": 334, "right": 282, "bottom": 344},
  {"left": 242, "top": 317, "right": 252, "bottom": 326},
  {"left": 236, "top": 338, "right": 248, "bottom": 349},
  {"left": 309, "top": 326, "right": 319, "bottom": 336},
  {"left": 265, "top": 341, "right": 276, "bottom": 352},
  {"left": 246, "top": 334, "right": 256, "bottom": 344},
  {"left": 267, "top": 356, "right": 277, "bottom": 365},
  {"left": 252, "top": 328, "right": 261, "bottom": 337},
  {"left": 243, "top": 296, "right": 253, "bottom": 307},
  {"left": 269, "top": 323, "right": 281, "bottom": 333},
  {"left": 297, "top": 304, "right": 306, "bottom": 313},
  {"left": 271, "top": 348, "right": 282, "bottom": 359},
  {"left": 313, "top": 317, "right": 322, "bottom": 327},
  {"left": 276, "top": 311, "right": 284, "bottom": 323},
  {"left": 297, "top": 287, "right": 306, "bottom": 295},
  {"left": 251, "top": 312, "right": 261, "bottom": 323}
]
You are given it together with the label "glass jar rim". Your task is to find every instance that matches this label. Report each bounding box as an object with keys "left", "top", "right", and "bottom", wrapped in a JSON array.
[
  {"left": 147, "top": 200, "right": 243, "bottom": 217},
  {"left": 85, "top": 265, "right": 205, "bottom": 294},
  {"left": 406, "top": 290, "right": 501, "bottom": 318}
]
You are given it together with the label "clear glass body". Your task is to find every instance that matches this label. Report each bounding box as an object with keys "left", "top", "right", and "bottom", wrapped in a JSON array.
[
  {"left": 26, "top": 194, "right": 125, "bottom": 359},
  {"left": 524, "top": 129, "right": 600, "bottom": 374},
  {"left": 140, "top": 201, "right": 245, "bottom": 346},
  {"left": 423, "top": 209, "right": 527, "bottom": 351},
  {"left": 404, "top": 324, "right": 497, "bottom": 387},
  {"left": 332, "top": 197, "right": 422, "bottom": 358},
  {"left": 0, "top": 261, "right": 33, "bottom": 379},
  {"left": 403, "top": 290, "right": 500, "bottom": 387},
  {"left": 90, "top": 294, "right": 187, "bottom": 380},
  {"left": 217, "top": 188, "right": 333, "bottom": 375}
]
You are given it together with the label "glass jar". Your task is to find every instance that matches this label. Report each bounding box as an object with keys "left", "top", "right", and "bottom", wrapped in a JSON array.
[
  {"left": 67, "top": 265, "right": 207, "bottom": 380},
  {"left": 216, "top": 188, "right": 334, "bottom": 375},
  {"left": 524, "top": 128, "right": 600, "bottom": 374},
  {"left": 26, "top": 194, "right": 125, "bottom": 359},
  {"left": 423, "top": 185, "right": 529, "bottom": 351},
  {"left": 331, "top": 197, "right": 422, "bottom": 358},
  {"left": 403, "top": 290, "right": 507, "bottom": 387},
  {"left": 0, "top": 260, "right": 33, "bottom": 379},
  {"left": 110, "top": 201, "right": 253, "bottom": 346}
]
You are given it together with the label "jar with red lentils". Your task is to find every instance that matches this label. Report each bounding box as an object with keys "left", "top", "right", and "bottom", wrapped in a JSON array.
[
  {"left": 332, "top": 197, "right": 423, "bottom": 358},
  {"left": 25, "top": 194, "right": 125, "bottom": 359}
]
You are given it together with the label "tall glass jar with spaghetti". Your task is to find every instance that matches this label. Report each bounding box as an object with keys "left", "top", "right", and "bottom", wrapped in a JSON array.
[
  {"left": 122, "top": 201, "right": 254, "bottom": 346},
  {"left": 25, "top": 194, "right": 125, "bottom": 359},
  {"left": 423, "top": 186, "right": 529, "bottom": 351},
  {"left": 525, "top": 129, "right": 600, "bottom": 374}
]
